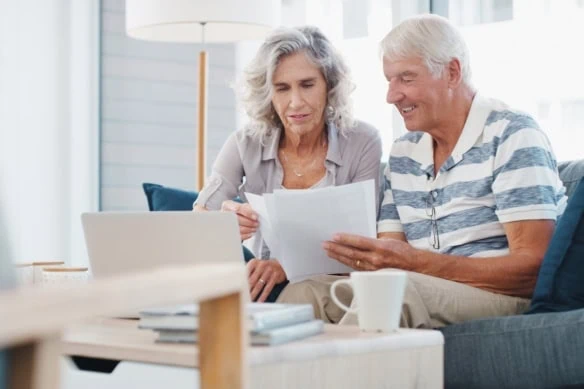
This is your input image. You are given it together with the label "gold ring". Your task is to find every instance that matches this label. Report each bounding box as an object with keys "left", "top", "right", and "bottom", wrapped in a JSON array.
[
  {"left": 355, "top": 260, "right": 361, "bottom": 268},
  {"left": 259, "top": 278, "right": 266, "bottom": 285}
]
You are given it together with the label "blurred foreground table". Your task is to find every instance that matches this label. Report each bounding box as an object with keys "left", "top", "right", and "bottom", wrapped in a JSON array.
[{"left": 60, "top": 318, "right": 443, "bottom": 389}]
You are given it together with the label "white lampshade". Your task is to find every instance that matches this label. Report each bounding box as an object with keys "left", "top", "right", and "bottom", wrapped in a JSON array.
[{"left": 126, "top": 0, "right": 281, "bottom": 43}]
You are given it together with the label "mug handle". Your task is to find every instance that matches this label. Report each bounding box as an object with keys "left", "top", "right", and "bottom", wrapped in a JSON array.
[{"left": 330, "top": 279, "right": 358, "bottom": 314}]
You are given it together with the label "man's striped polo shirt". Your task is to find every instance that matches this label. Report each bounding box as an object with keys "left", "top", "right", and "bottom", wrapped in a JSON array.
[{"left": 378, "top": 93, "right": 567, "bottom": 257}]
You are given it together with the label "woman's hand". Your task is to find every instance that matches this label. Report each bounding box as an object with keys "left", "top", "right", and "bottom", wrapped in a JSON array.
[
  {"left": 221, "top": 200, "right": 259, "bottom": 240},
  {"left": 247, "top": 259, "right": 287, "bottom": 302}
]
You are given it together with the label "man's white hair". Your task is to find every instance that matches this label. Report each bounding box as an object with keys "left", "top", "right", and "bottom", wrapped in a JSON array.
[{"left": 380, "top": 14, "right": 472, "bottom": 86}]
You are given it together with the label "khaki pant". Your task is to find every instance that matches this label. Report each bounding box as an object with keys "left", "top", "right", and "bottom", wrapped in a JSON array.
[{"left": 276, "top": 271, "right": 530, "bottom": 328}]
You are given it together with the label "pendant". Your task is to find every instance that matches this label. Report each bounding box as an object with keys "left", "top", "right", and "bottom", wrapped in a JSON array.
[{"left": 294, "top": 171, "right": 304, "bottom": 177}]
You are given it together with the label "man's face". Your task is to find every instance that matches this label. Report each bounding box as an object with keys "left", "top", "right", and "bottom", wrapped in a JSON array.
[{"left": 383, "top": 56, "right": 451, "bottom": 132}]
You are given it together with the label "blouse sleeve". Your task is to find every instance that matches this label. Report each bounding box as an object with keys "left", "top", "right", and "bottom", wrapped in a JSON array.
[{"left": 194, "top": 132, "right": 244, "bottom": 210}]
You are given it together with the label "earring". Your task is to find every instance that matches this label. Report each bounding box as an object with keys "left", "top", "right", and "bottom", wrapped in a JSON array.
[{"left": 327, "top": 105, "right": 335, "bottom": 118}]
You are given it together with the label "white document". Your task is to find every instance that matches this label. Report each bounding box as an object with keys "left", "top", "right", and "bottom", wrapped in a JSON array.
[
  {"left": 246, "top": 193, "right": 281, "bottom": 258},
  {"left": 245, "top": 180, "right": 376, "bottom": 281}
]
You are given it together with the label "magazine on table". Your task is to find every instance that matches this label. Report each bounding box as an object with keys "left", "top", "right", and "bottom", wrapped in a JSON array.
[
  {"left": 139, "top": 302, "right": 315, "bottom": 332},
  {"left": 155, "top": 319, "right": 325, "bottom": 346}
]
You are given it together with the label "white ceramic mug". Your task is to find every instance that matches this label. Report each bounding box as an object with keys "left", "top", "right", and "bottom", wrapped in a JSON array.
[
  {"left": 331, "top": 270, "right": 407, "bottom": 332},
  {"left": 41, "top": 267, "right": 89, "bottom": 286}
]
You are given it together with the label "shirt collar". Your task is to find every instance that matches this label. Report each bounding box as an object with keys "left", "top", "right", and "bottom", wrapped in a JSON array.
[
  {"left": 443, "top": 92, "right": 491, "bottom": 171},
  {"left": 416, "top": 92, "right": 490, "bottom": 174},
  {"left": 261, "top": 121, "right": 343, "bottom": 166}
]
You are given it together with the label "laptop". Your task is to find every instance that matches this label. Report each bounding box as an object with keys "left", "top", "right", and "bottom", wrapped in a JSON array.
[{"left": 81, "top": 211, "right": 244, "bottom": 280}]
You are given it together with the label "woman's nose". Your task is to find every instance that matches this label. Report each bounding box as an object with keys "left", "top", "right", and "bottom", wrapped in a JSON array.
[{"left": 289, "top": 88, "right": 304, "bottom": 107}]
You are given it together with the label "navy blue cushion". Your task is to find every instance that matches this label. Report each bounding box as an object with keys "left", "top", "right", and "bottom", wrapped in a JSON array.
[
  {"left": 142, "top": 183, "right": 198, "bottom": 212},
  {"left": 528, "top": 177, "right": 584, "bottom": 314},
  {"left": 0, "top": 351, "right": 6, "bottom": 389}
]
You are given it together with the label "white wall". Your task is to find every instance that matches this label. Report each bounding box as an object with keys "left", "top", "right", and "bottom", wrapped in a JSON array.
[
  {"left": 0, "top": 0, "right": 99, "bottom": 266},
  {"left": 100, "top": 0, "right": 237, "bottom": 210}
]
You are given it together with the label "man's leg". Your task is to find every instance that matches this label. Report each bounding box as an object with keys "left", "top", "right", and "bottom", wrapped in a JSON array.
[
  {"left": 402, "top": 271, "right": 530, "bottom": 328},
  {"left": 341, "top": 271, "right": 530, "bottom": 328},
  {"left": 441, "top": 308, "right": 584, "bottom": 389},
  {"left": 276, "top": 275, "right": 352, "bottom": 323}
]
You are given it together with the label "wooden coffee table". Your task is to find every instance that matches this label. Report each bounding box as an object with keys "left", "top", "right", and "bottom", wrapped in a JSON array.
[{"left": 60, "top": 318, "right": 443, "bottom": 389}]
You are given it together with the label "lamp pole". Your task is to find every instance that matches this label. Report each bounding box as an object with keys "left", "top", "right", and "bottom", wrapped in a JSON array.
[
  {"left": 197, "top": 23, "right": 208, "bottom": 190},
  {"left": 125, "top": 0, "right": 282, "bottom": 190}
]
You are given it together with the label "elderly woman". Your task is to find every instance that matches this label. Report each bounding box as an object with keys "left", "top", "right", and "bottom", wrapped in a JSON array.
[{"left": 194, "top": 26, "right": 382, "bottom": 303}]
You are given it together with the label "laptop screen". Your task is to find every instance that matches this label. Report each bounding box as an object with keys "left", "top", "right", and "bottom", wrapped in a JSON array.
[{"left": 82, "top": 211, "right": 243, "bottom": 279}]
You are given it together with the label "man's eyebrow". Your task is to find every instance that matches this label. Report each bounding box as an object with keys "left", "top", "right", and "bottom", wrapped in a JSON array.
[
  {"left": 385, "top": 70, "right": 417, "bottom": 81},
  {"left": 299, "top": 77, "right": 317, "bottom": 83},
  {"left": 399, "top": 71, "right": 418, "bottom": 77}
]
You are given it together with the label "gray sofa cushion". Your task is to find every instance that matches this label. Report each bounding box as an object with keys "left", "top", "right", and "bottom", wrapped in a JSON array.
[
  {"left": 441, "top": 307, "right": 584, "bottom": 389},
  {"left": 558, "top": 159, "right": 584, "bottom": 198}
]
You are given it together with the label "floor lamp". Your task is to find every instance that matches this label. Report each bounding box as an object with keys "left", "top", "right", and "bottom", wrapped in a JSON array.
[{"left": 125, "top": 0, "right": 281, "bottom": 190}]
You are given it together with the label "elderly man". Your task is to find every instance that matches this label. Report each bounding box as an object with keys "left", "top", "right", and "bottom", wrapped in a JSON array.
[{"left": 278, "top": 14, "right": 567, "bottom": 328}]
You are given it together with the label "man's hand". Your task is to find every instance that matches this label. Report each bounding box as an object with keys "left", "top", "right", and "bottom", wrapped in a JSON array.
[
  {"left": 323, "top": 233, "right": 415, "bottom": 271},
  {"left": 247, "top": 259, "right": 287, "bottom": 302},
  {"left": 221, "top": 200, "right": 258, "bottom": 240},
  {"left": 323, "top": 220, "right": 555, "bottom": 298}
]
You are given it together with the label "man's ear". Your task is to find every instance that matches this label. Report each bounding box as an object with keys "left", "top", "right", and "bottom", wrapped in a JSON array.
[{"left": 447, "top": 58, "right": 463, "bottom": 88}]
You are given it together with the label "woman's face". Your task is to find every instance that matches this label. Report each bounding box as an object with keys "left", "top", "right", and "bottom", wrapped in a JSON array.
[{"left": 271, "top": 52, "right": 328, "bottom": 137}]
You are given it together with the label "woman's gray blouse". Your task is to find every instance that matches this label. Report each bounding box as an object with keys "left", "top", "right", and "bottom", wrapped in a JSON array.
[{"left": 195, "top": 120, "right": 383, "bottom": 258}]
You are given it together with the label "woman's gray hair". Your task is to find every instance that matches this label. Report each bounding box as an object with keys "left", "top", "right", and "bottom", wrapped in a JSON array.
[
  {"left": 380, "top": 14, "right": 472, "bottom": 86},
  {"left": 241, "top": 26, "right": 355, "bottom": 140}
]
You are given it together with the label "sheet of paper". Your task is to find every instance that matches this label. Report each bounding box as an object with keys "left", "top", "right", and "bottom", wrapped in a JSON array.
[
  {"left": 363, "top": 179, "right": 377, "bottom": 232},
  {"left": 245, "top": 192, "right": 280, "bottom": 258},
  {"left": 262, "top": 193, "right": 282, "bottom": 258},
  {"left": 272, "top": 180, "right": 376, "bottom": 280}
]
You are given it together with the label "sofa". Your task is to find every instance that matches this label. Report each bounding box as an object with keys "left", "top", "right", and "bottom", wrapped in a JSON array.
[{"left": 441, "top": 159, "right": 584, "bottom": 389}]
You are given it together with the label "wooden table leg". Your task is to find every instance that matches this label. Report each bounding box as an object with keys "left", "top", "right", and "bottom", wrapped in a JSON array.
[
  {"left": 199, "top": 292, "right": 247, "bottom": 389},
  {"left": 9, "top": 335, "right": 61, "bottom": 389}
]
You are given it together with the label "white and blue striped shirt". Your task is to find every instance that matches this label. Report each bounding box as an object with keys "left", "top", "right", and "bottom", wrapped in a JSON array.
[{"left": 379, "top": 94, "right": 567, "bottom": 257}]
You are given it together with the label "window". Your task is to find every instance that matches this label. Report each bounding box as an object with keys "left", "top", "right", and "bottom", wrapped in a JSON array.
[
  {"left": 287, "top": 0, "right": 584, "bottom": 161},
  {"left": 436, "top": 0, "right": 513, "bottom": 25},
  {"left": 335, "top": 1, "right": 395, "bottom": 159},
  {"left": 435, "top": 0, "right": 584, "bottom": 161}
]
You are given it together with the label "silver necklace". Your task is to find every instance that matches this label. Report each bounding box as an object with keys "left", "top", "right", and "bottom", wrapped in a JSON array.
[
  {"left": 280, "top": 151, "right": 317, "bottom": 177},
  {"left": 279, "top": 140, "right": 327, "bottom": 178}
]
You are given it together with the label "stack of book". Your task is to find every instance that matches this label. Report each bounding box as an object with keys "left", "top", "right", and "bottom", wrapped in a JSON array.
[{"left": 138, "top": 303, "right": 324, "bottom": 346}]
